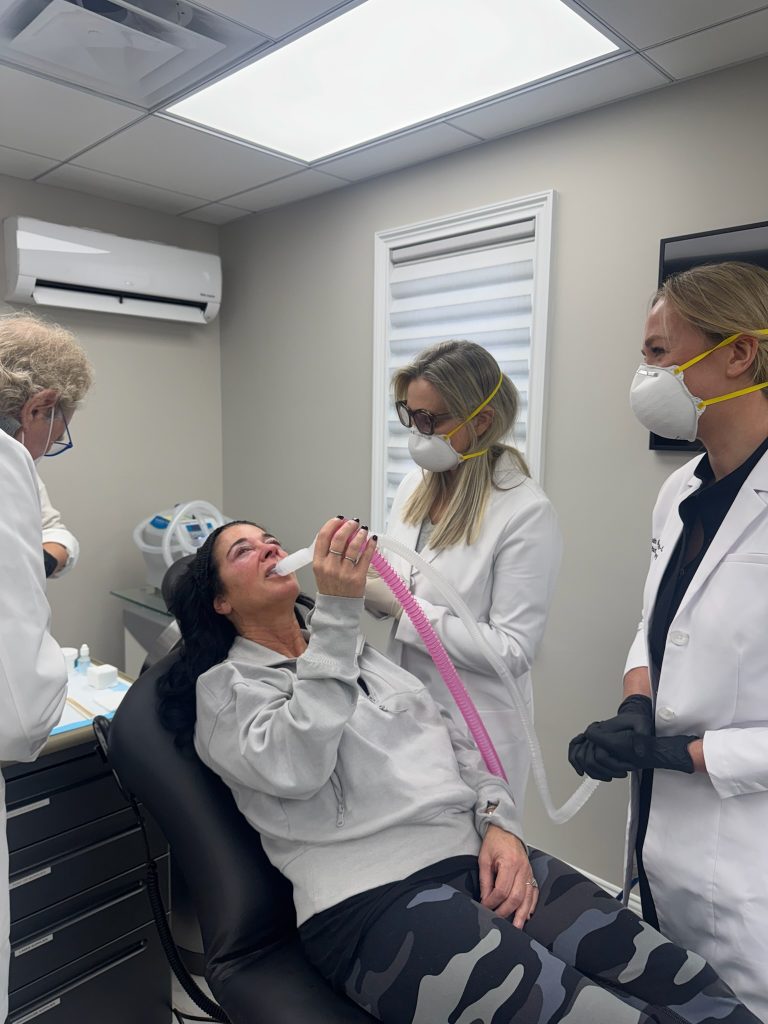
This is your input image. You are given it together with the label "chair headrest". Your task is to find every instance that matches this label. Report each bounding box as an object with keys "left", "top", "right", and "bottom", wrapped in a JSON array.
[
  {"left": 108, "top": 652, "right": 296, "bottom": 977},
  {"left": 160, "top": 555, "right": 196, "bottom": 612}
]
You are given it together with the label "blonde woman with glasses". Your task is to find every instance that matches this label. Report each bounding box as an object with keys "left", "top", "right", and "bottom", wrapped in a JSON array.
[
  {"left": 365, "top": 340, "right": 561, "bottom": 813},
  {"left": 0, "top": 312, "right": 89, "bottom": 578}
]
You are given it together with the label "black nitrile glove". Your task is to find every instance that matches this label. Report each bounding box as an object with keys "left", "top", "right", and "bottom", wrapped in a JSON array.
[
  {"left": 568, "top": 695, "right": 654, "bottom": 782},
  {"left": 43, "top": 549, "right": 58, "bottom": 578},
  {"left": 587, "top": 730, "right": 698, "bottom": 774}
]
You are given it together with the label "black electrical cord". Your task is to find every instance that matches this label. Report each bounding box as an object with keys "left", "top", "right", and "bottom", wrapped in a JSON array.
[
  {"left": 142, "top": 844, "right": 229, "bottom": 1022},
  {"left": 92, "top": 718, "right": 230, "bottom": 1023}
]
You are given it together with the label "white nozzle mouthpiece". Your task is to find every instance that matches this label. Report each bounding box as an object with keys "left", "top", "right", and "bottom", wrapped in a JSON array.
[{"left": 272, "top": 540, "right": 316, "bottom": 576}]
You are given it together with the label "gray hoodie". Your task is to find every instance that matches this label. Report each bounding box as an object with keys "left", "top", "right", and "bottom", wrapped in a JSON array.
[{"left": 194, "top": 594, "right": 522, "bottom": 925}]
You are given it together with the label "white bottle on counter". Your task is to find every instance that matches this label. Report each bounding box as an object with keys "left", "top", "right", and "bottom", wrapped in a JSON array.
[{"left": 77, "top": 643, "right": 91, "bottom": 675}]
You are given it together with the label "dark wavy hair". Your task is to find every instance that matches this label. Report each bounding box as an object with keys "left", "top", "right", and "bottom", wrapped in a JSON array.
[
  {"left": 157, "top": 521, "right": 245, "bottom": 749},
  {"left": 157, "top": 520, "right": 314, "bottom": 748}
]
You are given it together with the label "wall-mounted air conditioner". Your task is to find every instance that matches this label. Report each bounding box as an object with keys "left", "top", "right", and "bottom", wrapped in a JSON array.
[{"left": 3, "top": 217, "right": 221, "bottom": 324}]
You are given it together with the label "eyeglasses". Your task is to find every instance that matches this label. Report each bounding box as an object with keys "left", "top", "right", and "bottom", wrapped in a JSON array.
[
  {"left": 395, "top": 400, "right": 454, "bottom": 436},
  {"left": 44, "top": 409, "right": 73, "bottom": 457}
]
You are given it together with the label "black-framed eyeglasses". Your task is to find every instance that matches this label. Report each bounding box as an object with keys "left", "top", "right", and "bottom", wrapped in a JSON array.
[
  {"left": 395, "top": 400, "right": 454, "bottom": 436},
  {"left": 44, "top": 409, "right": 73, "bottom": 457}
]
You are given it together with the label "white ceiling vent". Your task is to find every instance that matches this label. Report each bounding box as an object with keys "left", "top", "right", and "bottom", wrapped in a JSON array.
[{"left": 0, "top": 0, "right": 270, "bottom": 108}]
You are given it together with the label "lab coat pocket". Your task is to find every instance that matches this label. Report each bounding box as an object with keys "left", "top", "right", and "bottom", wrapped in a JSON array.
[{"left": 712, "top": 559, "right": 768, "bottom": 719}]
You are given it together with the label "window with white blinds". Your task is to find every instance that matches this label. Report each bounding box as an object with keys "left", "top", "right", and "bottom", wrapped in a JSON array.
[{"left": 371, "top": 193, "right": 553, "bottom": 532}]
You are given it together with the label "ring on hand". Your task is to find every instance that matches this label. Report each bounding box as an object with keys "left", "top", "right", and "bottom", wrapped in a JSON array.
[
  {"left": 329, "top": 548, "right": 345, "bottom": 556},
  {"left": 343, "top": 555, "right": 358, "bottom": 565},
  {"left": 525, "top": 879, "right": 538, "bottom": 888}
]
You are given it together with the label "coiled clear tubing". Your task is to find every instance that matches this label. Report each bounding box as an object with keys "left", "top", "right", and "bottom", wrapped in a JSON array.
[{"left": 375, "top": 535, "right": 598, "bottom": 824}]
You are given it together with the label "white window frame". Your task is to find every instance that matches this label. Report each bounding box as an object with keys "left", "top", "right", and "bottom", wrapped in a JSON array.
[{"left": 370, "top": 189, "right": 555, "bottom": 533}]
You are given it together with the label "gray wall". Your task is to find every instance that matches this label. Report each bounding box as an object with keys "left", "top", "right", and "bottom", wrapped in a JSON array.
[
  {"left": 219, "top": 57, "right": 768, "bottom": 883},
  {"left": 0, "top": 176, "right": 223, "bottom": 667}
]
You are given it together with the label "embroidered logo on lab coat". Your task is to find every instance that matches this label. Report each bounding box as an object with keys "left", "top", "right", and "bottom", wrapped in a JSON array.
[{"left": 651, "top": 537, "right": 664, "bottom": 559}]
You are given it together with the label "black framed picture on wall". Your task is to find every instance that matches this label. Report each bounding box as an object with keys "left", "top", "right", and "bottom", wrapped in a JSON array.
[{"left": 651, "top": 219, "right": 768, "bottom": 452}]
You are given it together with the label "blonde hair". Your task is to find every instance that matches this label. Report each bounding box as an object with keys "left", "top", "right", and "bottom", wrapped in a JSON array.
[
  {"left": 393, "top": 340, "right": 528, "bottom": 549},
  {"left": 0, "top": 312, "right": 94, "bottom": 418},
  {"left": 655, "top": 261, "right": 768, "bottom": 386}
]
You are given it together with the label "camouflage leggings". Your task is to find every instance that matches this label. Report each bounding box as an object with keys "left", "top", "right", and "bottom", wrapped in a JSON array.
[{"left": 334, "top": 849, "right": 758, "bottom": 1024}]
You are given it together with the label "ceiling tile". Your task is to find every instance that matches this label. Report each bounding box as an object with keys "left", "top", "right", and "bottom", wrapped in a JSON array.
[
  {"left": 36, "top": 164, "right": 207, "bottom": 214},
  {"left": 645, "top": 10, "right": 768, "bottom": 79},
  {"left": 74, "top": 116, "right": 304, "bottom": 201},
  {"left": 0, "top": 144, "right": 58, "bottom": 180},
  {"left": 193, "top": 1, "right": 359, "bottom": 39},
  {"left": 181, "top": 203, "right": 249, "bottom": 224},
  {"left": 222, "top": 169, "right": 348, "bottom": 212},
  {"left": 316, "top": 124, "right": 477, "bottom": 182},
  {"left": 0, "top": 64, "right": 142, "bottom": 161},
  {"left": 576, "top": 0, "right": 768, "bottom": 49},
  {"left": 447, "top": 55, "right": 668, "bottom": 140}
]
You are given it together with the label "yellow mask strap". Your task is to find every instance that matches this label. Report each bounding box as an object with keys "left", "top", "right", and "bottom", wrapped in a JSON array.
[
  {"left": 445, "top": 371, "right": 504, "bottom": 440},
  {"left": 698, "top": 380, "right": 768, "bottom": 410},
  {"left": 676, "top": 328, "right": 768, "bottom": 373},
  {"left": 673, "top": 328, "right": 768, "bottom": 410}
]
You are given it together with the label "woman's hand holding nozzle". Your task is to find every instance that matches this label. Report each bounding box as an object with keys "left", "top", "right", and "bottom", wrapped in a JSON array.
[{"left": 314, "top": 517, "right": 377, "bottom": 598}]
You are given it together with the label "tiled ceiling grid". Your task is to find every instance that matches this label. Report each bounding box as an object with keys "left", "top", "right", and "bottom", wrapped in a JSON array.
[{"left": 0, "top": 0, "right": 765, "bottom": 223}]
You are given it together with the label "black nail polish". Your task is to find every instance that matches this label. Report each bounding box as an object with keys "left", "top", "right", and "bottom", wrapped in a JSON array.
[
  {"left": 336, "top": 514, "right": 345, "bottom": 519},
  {"left": 371, "top": 534, "right": 378, "bottom": 541},
  {"left": 361, "top": 525, "right": 368, "bottom": 531},
  {"left": 353, "top": 517, "right": 360, "bottom": 523}
]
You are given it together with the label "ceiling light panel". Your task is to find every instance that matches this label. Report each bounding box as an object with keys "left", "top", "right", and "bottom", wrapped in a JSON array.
[
  {"left": 167, "top": 0, "right": 618, "bottom": 161},
  {"left": 193, "top": 1, "right": 364, "bottom": 41}
]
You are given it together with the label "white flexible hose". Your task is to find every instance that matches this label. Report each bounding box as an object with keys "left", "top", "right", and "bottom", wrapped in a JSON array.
[
  {"left": 160, "top": 501, "right": 227, "bottom": 567},
  {"left": 377, "top": 534, "right": 599, "bottom": 824}
]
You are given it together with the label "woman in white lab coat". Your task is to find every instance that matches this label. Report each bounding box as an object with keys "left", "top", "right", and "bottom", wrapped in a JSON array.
[
  {"left": 366, "top": 341, "right": 561, "bottom": 812},
  {"left": 568, "top": 262, "right": 768, "bottom": 1020},
  {"left": 0, "top": 311, "right": 93, "bottom": 1019}
]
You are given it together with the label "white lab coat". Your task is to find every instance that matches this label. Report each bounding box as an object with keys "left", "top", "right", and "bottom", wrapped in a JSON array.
[
  {"left": 623, "top": 449, "right": 768, "bottom": 1019},
  {"left": 37, "top": 474, "right": 79, "bottom": 576},
  {"left": 0, "top": 432, "right": 68, "bottom": 1020},
  {"left": 381, "top": 456, "right": 562, "bottom": 812}
]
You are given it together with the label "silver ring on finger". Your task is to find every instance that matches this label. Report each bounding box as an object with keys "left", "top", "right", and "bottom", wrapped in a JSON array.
[
  {"left": 343, "top": 555, "right": 358, "bottom": 564},
  {"left": 525, "top": 879, "right": 538, "bottom": 888},
  {"left": 329, "top": 548, "right": 345, "bottom": 556}
]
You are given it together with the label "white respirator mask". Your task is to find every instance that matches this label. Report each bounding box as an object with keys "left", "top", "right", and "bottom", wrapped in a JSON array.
[
  {"left": 629, "top": 330, "right": 768, "bottom": 442},
  {"left": 407, "top": 372, "right": 503, "bottom": 473}
]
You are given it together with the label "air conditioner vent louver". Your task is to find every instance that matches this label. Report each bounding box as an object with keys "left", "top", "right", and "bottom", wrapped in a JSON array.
[{"left": 4, "top": 217, "right": 221, "bottom": 324}]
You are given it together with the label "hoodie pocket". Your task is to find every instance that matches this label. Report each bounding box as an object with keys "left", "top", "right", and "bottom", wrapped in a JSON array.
[{"left": 330, "top": 770, "right": 345, "bottom": 828}]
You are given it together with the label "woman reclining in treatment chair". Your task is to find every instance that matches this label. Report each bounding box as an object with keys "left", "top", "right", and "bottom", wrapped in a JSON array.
[{"left": 157, "top": 516, "right": 759, "bottom": 1024}]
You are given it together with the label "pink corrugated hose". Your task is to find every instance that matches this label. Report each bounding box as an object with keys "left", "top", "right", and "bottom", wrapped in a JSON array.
[{"left": 370, "top": 550, "right": 507, "bottom": 781}]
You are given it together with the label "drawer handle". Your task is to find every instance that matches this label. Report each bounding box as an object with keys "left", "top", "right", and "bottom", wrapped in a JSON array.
[
  {"left": 12, "top": 997, "right": 60, "bottom": 1023},
  {"left": 8, "top": 943, "right": 146, "bottom": 1023},
  {"left": 7, "top": 798, "right": 50, "bottom": 820},
  {"left": 9, "top": 867, "right": 51, "bottom": 891},
  {"left": 14, "top": 933, "right": 53, "bottom": 958}
]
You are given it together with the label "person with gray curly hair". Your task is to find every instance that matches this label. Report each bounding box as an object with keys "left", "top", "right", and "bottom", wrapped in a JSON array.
[
  {"left": 0, "top": 312, "right": 94, "bottom": 576},
  {"left": 0, "top": 310, "right": 93, "bottom": 1022}
]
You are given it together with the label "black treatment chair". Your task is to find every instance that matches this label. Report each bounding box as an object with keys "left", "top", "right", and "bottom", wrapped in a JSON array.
[{"left": 97, "top": 650, "right": 375, "bottom": 1024}]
